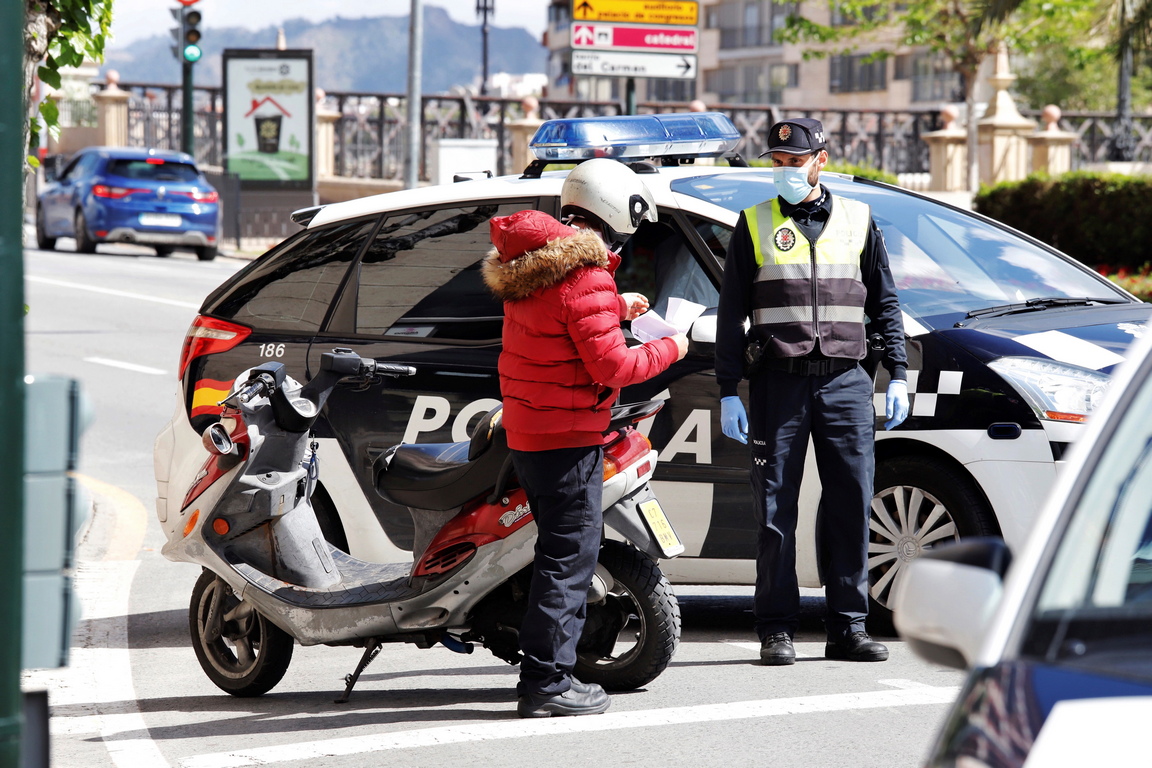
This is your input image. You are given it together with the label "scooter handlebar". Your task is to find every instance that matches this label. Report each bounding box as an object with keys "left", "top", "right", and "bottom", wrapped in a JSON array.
[{"left": 368, "top": 361, "right": 417, "bottom": 378}]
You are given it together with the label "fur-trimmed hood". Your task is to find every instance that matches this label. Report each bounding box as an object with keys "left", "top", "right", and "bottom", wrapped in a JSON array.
[{"left": 482, "top": 210, "right": 612, "bottom": 301}]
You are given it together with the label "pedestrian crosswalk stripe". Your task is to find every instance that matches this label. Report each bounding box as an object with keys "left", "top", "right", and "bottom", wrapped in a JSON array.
[{"left": 180, "top": 681, "right": 960, "bottom": 768}]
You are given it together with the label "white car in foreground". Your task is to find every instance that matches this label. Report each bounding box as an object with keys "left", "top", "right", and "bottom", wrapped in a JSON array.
[{"left": 894, "top": 326, "right": 1152, "bottom": 766}]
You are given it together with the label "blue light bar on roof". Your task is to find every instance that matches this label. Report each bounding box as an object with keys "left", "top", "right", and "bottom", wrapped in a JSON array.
[{"left": 529, "top": 112, "right": 742, "bottom": 162}]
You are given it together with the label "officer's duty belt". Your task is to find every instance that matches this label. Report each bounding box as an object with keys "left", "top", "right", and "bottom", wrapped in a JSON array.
[{"left": 762, "top": 356, "right": 857, "bottom": 376}]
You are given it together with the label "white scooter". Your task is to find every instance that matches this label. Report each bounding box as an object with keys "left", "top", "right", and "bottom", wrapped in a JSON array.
[{"left": 163, "top": 348, "right": 684, "bottom": 701}]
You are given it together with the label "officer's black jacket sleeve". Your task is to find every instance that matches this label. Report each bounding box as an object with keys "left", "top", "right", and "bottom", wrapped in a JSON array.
[
  {"left": 715, "top": 211, "right": 756, "bottom": 399},
  {"left": 862, "top": 218, "right": 908, "bottom": 381}
]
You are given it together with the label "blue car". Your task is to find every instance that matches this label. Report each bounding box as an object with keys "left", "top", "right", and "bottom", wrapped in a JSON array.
[{"left": 36, "top": 146, "right": 220, "bottom": 261}]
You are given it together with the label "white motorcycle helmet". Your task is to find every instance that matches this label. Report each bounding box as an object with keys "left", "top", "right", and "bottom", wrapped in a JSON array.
[{"left": 561, "top": 158, "right": 658, "bottom": 251}]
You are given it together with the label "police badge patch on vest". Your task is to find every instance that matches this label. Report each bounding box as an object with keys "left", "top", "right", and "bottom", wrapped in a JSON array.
[{"left": 774, "top": 227, "right": 796, "bottom": 251}]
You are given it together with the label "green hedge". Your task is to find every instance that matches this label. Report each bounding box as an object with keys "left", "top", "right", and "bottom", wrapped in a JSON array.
[{"left": 974, "top": 172, "right": 1152, "bottom": 271}]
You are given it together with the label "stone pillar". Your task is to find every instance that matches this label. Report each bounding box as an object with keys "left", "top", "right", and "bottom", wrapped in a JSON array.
[
  {"left": 977, "top": 43, "right": 1037, "bottom": 185},
  {"left": 93, "top": 70, "right": 130, "bottom": 148},
  {"left": 315, "top": 88, "right": 340, "bottom": 178},
  {"left": 508, "top": 96, "right": 543, "bottom": 176},
  {"left": 1026, "top": 104, "right": 1078, "bottom": 176},
  {"left": 922, "top": 105, "right": 969, "bottom": 192}
]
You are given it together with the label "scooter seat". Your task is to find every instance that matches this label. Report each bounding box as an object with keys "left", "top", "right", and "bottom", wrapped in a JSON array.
[{"left": 375, "top": 427, "right": 509, "bottom": 511}]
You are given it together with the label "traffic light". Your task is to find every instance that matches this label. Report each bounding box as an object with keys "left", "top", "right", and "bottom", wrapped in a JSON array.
[
  {"left": 22, "top": 375, "right": 92, "bottom": 670},
  {"left": 169, "top": 6, "right": 184, "bottom": 61},
  {"left": 183, "top": 9, "right": 203, "bottom": 63}
]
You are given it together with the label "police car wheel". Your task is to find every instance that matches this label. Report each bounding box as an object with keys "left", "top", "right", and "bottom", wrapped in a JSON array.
[
  {"left": 573, "top": 541, "right": 680, "bottom": 691},
  {"left": 189, "top": 569, "right": 295, "bottom": 697},
  {"left": 867, "top": 456, "right": 998, "bottom": 628}
]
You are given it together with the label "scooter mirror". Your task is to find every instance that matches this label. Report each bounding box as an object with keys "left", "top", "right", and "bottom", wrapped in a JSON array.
[{"left": 203, "top": 422, "right": 236, "bottom": 456}]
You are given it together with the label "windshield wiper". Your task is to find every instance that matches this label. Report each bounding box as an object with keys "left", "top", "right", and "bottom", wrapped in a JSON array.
[{"left": 959, "top": 296, "right": 1127, "bottom": 325}]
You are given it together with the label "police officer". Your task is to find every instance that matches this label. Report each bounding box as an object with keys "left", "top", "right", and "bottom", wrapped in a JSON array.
[{"left": 715, "top": 118, "right": 909, "bottom": 665}]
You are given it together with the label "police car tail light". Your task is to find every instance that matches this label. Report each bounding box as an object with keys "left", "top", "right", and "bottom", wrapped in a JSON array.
[
  {"left": 604, "top": 431, "right": 652, "bottom": 481},
  {"left": 529, "top": 112, "right": 741, "bottom": 163},
  {"left": 988, "top": 357, "right": 1111, "bottom": 423},
  {"left": 178, "top": 316, "right": 252, "bottom": 379}
]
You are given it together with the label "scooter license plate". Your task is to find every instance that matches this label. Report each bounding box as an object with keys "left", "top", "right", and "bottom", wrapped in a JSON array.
[{"left": 638, "top": 498, "right": 684, "bottom": 558}]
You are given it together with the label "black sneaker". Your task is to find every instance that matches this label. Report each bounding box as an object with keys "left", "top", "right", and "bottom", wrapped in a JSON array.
[
  {"left": 760, "top": 632, "right": 796, "bottom": 666},
  {"left": 825, "top": 631, "right": 889, "bottom": 662},
  {"left": 517, "top": 682, "right": 611, "bottom": 718}
]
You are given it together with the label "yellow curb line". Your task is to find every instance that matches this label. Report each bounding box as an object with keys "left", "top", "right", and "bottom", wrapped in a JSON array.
[{"left": 74, "top": 474, "right": 149, "bottom": 562}]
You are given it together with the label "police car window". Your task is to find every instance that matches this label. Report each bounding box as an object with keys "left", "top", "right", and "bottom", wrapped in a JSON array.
[
  {"left": 207, "top": 219, "right": 373, "bottom": 332},
  {"left": 684, "top": 213, "right": 732, "bottom": 263},
  {"left": 1021, "top": 360, "right": 1152, "bottom": 677},
  {"left": 355, "top": 202, "right": 527, "bottom": 341},
  {"left": 615, "top": 215, "right": 720, "bottom": 318},
  {"left": 671, "top": 174, "right": 1125, "bottom": 329}
]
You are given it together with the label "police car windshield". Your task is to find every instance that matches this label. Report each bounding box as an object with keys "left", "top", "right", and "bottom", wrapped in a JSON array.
[{"left": 672, "top": 174, "right": 1128, "bottom": 330}]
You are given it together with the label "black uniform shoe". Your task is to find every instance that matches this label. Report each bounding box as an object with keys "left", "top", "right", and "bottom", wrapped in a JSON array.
[
  {"left": 517, "top": 682, "right": 611, "bottom": 718},
  {"left": 825, "top": 631, "right": 889, "bottom": 662},
  {"left": 760, "top": 632, "right": 796, "bottom": 666}
]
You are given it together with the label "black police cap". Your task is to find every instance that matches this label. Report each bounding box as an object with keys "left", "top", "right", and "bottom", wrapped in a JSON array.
[{"left": 760, "top": 118, "right": 827, "bottom": 157}]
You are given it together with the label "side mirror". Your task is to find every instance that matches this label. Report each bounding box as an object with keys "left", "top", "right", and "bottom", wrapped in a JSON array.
[
  {"left": 687, "top": 307, "right": 717, "bottom": 358},
  {"left": 42, "top": 155, "right": 63, "bottom": 183},
  {"left": 892, "top": 538, "right": 1011, "bottom": 669}
]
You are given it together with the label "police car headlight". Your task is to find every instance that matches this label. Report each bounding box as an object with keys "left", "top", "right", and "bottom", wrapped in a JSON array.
[{"left": 988, "top": 356, "right": 1110, "bottom": 423}]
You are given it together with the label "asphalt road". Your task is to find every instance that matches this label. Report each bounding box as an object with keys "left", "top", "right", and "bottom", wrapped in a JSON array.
[{"left": 21, "top": 237, "right": 964, "bottom": 768}]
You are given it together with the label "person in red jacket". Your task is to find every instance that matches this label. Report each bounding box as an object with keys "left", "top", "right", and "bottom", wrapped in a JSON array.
[{"left": 482, "top": 159, "right": 688, "bottom": 717}]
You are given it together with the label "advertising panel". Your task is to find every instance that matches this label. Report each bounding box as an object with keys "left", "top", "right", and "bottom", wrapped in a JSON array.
[{"left": 223, "top": 49, "right": 314, "bottom": 190}]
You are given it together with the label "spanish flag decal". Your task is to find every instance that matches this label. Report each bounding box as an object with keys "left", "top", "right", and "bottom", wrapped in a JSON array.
[{"left": 191, "top": 378, "right": 233, "bottom": 418}]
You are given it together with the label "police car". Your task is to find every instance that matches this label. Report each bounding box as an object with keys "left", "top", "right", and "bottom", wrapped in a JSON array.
[{"left": 154, "top": 112, "right": 1152, "bottom": 621}]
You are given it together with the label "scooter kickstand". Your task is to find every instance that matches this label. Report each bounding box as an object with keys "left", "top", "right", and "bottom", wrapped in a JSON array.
[{"left": 334, "top": 639, "right": 383, "bottom": 704}]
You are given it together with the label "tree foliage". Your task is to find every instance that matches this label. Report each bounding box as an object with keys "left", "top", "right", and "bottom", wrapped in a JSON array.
[
  {"left": 777, "top": 0, "right": 1098, "bottom": 190},
  {"left": 23, "top": 0, "right": 114, "bottom": 167}
]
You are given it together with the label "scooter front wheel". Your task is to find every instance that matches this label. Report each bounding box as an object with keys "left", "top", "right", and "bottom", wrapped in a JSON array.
[
  {"left": 574, "top": 540, "right": 681, "bottom": 691},
  {"left": 189, "top": 570, "right": 295, "bottom": 697}
]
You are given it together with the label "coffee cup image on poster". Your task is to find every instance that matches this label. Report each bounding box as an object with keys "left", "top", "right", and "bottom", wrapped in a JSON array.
[{"left": 225, "top": 56, "right": 310, "bottom": 182}]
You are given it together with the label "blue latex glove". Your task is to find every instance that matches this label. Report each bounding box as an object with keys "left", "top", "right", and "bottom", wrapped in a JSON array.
[
  {"left": 721, "top": 396, "right": 748, "bottom": 444},
  {"left": 885, "top": 380, "right": 909, "bottom": 430}
]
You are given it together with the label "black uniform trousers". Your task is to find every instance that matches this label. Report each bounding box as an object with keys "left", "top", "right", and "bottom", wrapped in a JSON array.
[
  {"left": 511, "top": 444, "right": 604, "bottom": 697},
  {"left": 748, "top": 363, "right": 875, "bottom": 641}
]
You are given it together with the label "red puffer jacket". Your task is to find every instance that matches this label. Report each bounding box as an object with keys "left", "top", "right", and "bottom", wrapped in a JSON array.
[{"left": 482, "top": 209, "right": 680, "bottom": 451}]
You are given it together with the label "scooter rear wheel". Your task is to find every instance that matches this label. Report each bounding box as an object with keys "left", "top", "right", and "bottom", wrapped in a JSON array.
[
  {"left": 189, "top": 570, "right": 295, "bottom": 697},
  {"left": 574, "top": 540, "right": 681, "bottom": 691}
]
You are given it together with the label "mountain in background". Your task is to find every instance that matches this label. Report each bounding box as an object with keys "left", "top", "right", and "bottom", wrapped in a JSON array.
[{"left": 103, "top": 5, "right": 546, "bottom": 93}]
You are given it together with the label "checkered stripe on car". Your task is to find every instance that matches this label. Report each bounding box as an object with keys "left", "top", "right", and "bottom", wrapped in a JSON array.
[{"left": 873, "top": 370, "right": 963, "bottom": 419}]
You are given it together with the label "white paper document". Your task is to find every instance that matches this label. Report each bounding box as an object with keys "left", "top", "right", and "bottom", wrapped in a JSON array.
[{"left": 630, "top": 297, "right": 707, "bottom": 342}]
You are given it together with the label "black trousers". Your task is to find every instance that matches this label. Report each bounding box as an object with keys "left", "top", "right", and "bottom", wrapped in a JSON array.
[
  {"left": 747, "top": 364, "right": 875, "bottom": 641},
  {"left": 512, "top": 444, "right": 604, "bottom": 697}
]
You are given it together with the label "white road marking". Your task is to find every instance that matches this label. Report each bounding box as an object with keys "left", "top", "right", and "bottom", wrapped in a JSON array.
[
  {"left": 23, "top": 481, "right": 171, "bottom": 768},
  {"left": 26, "top": 275, "right": 200, "bottom": 309},
  {"left": 181, "top": 680, "right": 959, "bottom": 768},
  {"left": 23, "top": 560, "right": 174, "bottom": 768},
  {"left": 83, "top": 357, "right": 168, "bottom": 376}
]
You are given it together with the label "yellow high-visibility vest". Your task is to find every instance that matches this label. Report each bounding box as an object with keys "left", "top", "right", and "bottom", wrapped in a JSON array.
[{"left": 742, "top": 195, "right": 871, "bottom": 360}]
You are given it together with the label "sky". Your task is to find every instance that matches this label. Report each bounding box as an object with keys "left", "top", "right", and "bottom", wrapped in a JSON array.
[{"left": 107, "top": 0, "right": 548, "bottom": 48}]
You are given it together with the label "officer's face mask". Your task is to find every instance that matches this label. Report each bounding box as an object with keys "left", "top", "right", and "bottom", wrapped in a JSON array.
[{"left": 773, "top": 157, "right": 817, "bottom": 205}]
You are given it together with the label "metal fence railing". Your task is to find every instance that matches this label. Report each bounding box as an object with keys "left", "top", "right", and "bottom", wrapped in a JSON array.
[{"left": 102, "top": 81, "right": 1152, "bottom": 182}]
